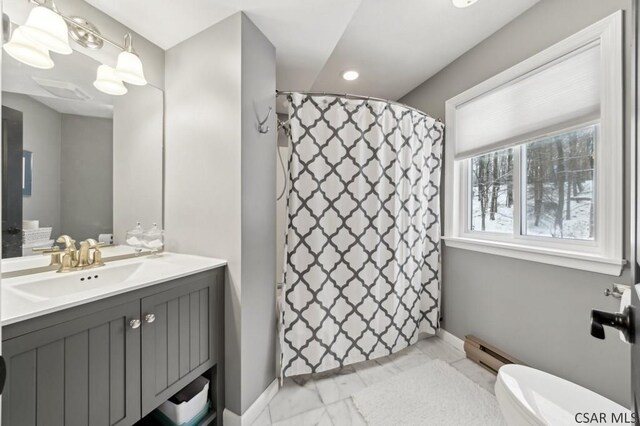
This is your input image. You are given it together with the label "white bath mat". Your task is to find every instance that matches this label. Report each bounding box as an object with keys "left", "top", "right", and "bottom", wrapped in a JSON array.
[{"left": 352, "top": 359, "right": 506, "bottom": 426}]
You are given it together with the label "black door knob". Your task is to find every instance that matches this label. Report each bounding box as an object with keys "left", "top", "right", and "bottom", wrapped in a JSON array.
[
  {"left": 0, "top": 355, "right": 6, "bottom": 395},
  {"left": 590, "top": 306, "right": 634, "bottom": 343},
  {"left": 591, "top": 318, "right": 605, "bottom": 339}
]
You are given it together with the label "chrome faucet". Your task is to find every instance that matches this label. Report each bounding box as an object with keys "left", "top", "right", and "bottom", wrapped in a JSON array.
[{"left": 36, "top": 235, "right": 106, "bottom": 273}]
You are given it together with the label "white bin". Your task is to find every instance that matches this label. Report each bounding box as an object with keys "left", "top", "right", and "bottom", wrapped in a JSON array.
[{"left": 157, "top": 376, "right": 209, "bottom": 425}]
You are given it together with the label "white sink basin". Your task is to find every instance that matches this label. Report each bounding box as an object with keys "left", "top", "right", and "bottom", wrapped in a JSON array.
[
  {"left": 1, "top": 252, "right": 227, "bottom": 325},
  {"left": 7, "top": 262, "right": 143, "bottom": 300}
]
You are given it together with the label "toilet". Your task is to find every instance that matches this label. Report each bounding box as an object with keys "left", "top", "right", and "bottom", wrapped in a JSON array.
[{"left": 495, "top": 364, "right": 632, "bottom": 425}]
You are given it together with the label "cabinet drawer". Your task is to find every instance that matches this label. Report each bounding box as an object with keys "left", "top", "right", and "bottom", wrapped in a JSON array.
[
  {"left": 140, "top": 272, "right": 218, "bottom": 415},
  {"left": 2, "top": 300, "right": 141, "bottom": 426}
]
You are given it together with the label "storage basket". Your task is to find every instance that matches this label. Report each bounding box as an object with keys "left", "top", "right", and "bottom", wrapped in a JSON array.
[
  {"left": 22, "top": 227, "right": 53, "bottom": 244},
  {"left": 154, "top": 376, "right": 210, "bottom": 425}
]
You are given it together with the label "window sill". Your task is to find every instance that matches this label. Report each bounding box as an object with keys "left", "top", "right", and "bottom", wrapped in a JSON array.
[{"left": 442, "top": 237, "right": 625, "bottom": 276}]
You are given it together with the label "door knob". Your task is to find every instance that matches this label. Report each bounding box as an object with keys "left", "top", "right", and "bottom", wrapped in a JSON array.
[
  {"left": 590, "top": 306, "right": 634, "bottom": 343},
  {"left": 144, "top": 313, "right": 156, "bottom": 324},
  {"left": 0, "top": 355, "right": 6, "bottom": 395},
  {"left": 129, "top": 319, "right": 141, "bottom": 329}
]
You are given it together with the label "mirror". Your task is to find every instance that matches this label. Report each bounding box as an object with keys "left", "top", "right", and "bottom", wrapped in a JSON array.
[{"left": 1, "top": 26, "right": 164, "bottom": 260}]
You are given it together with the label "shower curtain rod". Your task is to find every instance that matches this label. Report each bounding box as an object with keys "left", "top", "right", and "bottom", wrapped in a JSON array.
[{"left": 276, "top": 90, "right": 442, "bottom": 122}]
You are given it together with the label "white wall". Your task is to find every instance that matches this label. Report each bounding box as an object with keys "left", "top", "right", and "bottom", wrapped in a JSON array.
[{"left": 2, "top": 92, "right": 61, "bottom": 237}]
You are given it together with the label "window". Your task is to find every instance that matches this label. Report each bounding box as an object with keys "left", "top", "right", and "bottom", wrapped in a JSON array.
[
  {"left": 444, "top": 12, "right": 623, "bottom": 275},
  {"left": 468, "top": 124, "right": 597, "bottom": 239}
]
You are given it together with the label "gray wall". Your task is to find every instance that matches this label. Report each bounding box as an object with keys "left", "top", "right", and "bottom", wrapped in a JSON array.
[
  {"left": 401, "top": 0, "right": 633, "bottom": 406},
  {"left": 240, "top": 14, "right": 277, "bottom": 412},
  {"left": 60, "top": 114, "right": 113, "bottom": 241},
  {"left": 1, "top": 94, "right": 115, "bottom": 244},
  {"left": 2, "top": 92, "right": 61, "bottom": 237},
  {"left": 112, "top": 85, "right": 164, "bottom": 243},
  {"left": 165, "top": 12, "right": 276, "bottom": 415}
]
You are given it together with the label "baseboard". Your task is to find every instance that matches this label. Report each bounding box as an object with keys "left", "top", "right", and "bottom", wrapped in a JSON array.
[
  {"left": 436, "top": 328, "right": 465, "bottom": 353},
  {"left": 223, "top": 408, "right": 241, "bottom": 426},
  {"left": 223, "top": 379, "right": 279, "bottom": 426}
]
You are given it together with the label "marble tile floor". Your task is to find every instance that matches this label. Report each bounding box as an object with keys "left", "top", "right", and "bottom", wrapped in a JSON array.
[{"left": 251, "top": 336, "right": 497, "bottom": 426}]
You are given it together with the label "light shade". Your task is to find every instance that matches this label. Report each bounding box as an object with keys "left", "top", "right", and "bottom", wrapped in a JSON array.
[
  {"left": 94, "top": 65, "right": 127, "bottom": 96},
  {"left": 452, "top": 0, "right": 479, "bottom": 7},
  {"left": 3, "top": 26, "right": 54, "bottom": 69},
  {"left": 115, "top": 50, "right": 147, "bottom": 86},
  {"left": 21, "top": 6, "right": 72, "bottom": 54}
]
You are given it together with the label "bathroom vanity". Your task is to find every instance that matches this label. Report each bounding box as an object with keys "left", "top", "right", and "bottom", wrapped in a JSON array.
[{"left": 0, "top": 253, "right": 225, "bottom": 426}]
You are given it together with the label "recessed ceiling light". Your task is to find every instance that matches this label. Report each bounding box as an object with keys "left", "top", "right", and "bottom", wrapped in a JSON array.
[
  {"left": 452, "top": 0, "right": 479, "bottom": 8},
  {"left": 342, "top": 70, "right": 359, "bottom": 81}
]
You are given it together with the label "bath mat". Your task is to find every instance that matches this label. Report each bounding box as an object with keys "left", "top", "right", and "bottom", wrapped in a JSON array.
[{"left": 352, "top": 359, "right": 506, "bottom": 426}]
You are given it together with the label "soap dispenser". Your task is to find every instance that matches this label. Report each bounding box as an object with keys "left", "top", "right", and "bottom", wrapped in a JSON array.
[
  {"left": 125, "top": 222, "right": 145, "bottom": 252},
  {"left": 143, "top": 223, "right": 164, "bottom": 255}
]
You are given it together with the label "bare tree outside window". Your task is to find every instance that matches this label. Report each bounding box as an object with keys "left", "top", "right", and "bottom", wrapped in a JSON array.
[
  {"left": 470, "top": 148, "right": 513, "bottom": 233},
  {"left": 525, "top": 124, "right": 596, "bottom": 240},
  {"left": 469, "top": 124, "right": 596, "bottom": 240}
]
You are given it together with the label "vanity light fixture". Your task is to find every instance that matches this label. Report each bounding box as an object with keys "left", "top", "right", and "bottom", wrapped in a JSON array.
[
  {"left": 452, "top": 0, "right": 480, "bottom": 8},
  {"left": 342, "top": 70, "right": 359, "bottom": 81},
  {"left": 115, "top": 34, "right": 147, "bottom": 86},
  {"left": 21, "top": 4, "right": 72, "bottom": 54},
  {"left": 3, "top": 0, "right": 147, "bottom": 95},
  {"left": 93, "top": 64, "right": 127, "bottom": 96},
  {"left": 3, "top": 26, "right": 54, "bottom": 69}
]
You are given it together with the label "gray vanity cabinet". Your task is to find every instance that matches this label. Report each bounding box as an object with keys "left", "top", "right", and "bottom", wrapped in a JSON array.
[
  {"left": 2, "top": 299, "right": 141, "bottom": 426},
  {"left": 141, "top": 273, "right": 217, "bottom": 415},
  {"left": 1, "top": 267, "right": 224, "bottom": 426}
]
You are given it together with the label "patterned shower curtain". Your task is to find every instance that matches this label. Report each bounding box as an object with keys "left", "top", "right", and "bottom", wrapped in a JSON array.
[{"left": 281, "top": 93, "right": 444, "bottom": 377}]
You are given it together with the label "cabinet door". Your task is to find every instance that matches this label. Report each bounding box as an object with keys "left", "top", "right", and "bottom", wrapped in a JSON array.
[
  {"left": 141, "top": 271, "right": 218, "bottom": 416},
  {"left": 2, "top": 300, "right": 141, "bottom": 426}
]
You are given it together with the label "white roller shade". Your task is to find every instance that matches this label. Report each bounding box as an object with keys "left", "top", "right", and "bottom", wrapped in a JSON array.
[{"left": 452, "top": 45, "right": 601, "bottom": 159}]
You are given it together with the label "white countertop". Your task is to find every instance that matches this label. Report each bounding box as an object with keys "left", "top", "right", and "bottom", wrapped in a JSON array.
[
  {"left": 1, "top": 252, "right": 226, "bottom": 326},
  {"left": 2, "top": 245, "right": 145, "bottom": 274}
]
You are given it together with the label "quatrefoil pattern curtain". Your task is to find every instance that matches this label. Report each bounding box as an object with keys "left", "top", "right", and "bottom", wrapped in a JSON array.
[{"left": 281, "top": 93, "right": 444, "bottom": 377}]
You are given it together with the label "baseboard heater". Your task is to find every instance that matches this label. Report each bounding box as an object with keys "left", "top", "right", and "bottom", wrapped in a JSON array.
[{"left": 464, "top": 335, "right": 525, "bottom": 375}]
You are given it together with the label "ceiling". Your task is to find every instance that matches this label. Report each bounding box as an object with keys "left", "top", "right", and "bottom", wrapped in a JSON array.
[{"left": 86, "top": 0, "right": 538, "bottom": 101}]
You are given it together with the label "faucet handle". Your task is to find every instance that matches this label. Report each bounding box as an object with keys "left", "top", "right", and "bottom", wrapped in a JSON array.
[
  {"left": 56, "top": 235, "right": 76, "bottom": 250},
  {"left": 86, "top": 238, "right": 99, "bottom": 248},
  {"left": 32, "top": 246, "right": 60, "bottom": 254},
  {"left": 32, "top": 246, "right": 62, "bottom": 267},
  {"left": 86, "top": 239, "right": 105, "bottom": 266}
]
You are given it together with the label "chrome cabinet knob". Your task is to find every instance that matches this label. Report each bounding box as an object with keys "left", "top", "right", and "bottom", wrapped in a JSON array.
[
  {"left": 129, "top": 319, "right": 141, "bottom": 329},
  {"left": 144, "top": 313, "right": 156, "bottom": 324}
]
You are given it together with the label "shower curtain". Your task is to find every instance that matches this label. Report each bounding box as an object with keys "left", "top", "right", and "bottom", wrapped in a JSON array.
[{"left": 281, "top": 93, "right": 444, "bottom": 377}]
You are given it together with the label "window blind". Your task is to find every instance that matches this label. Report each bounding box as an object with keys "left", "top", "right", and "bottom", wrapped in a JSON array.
[{"left": 452, "top": 45, "right": 601, "bottom": 159}]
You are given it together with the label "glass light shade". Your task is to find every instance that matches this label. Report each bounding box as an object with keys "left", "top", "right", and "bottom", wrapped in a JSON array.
[
  {"left": 115, "top": 50, "right": 147, "bottom": 86},
  {"left": 3, "top": 26, "right": 54, "bottom": 69},
  {"left": 21, "top": 6, "right": 72, "bottom": 54},
  {"left": 94, "top": 65, "right": 127, "bottom": 96}
]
